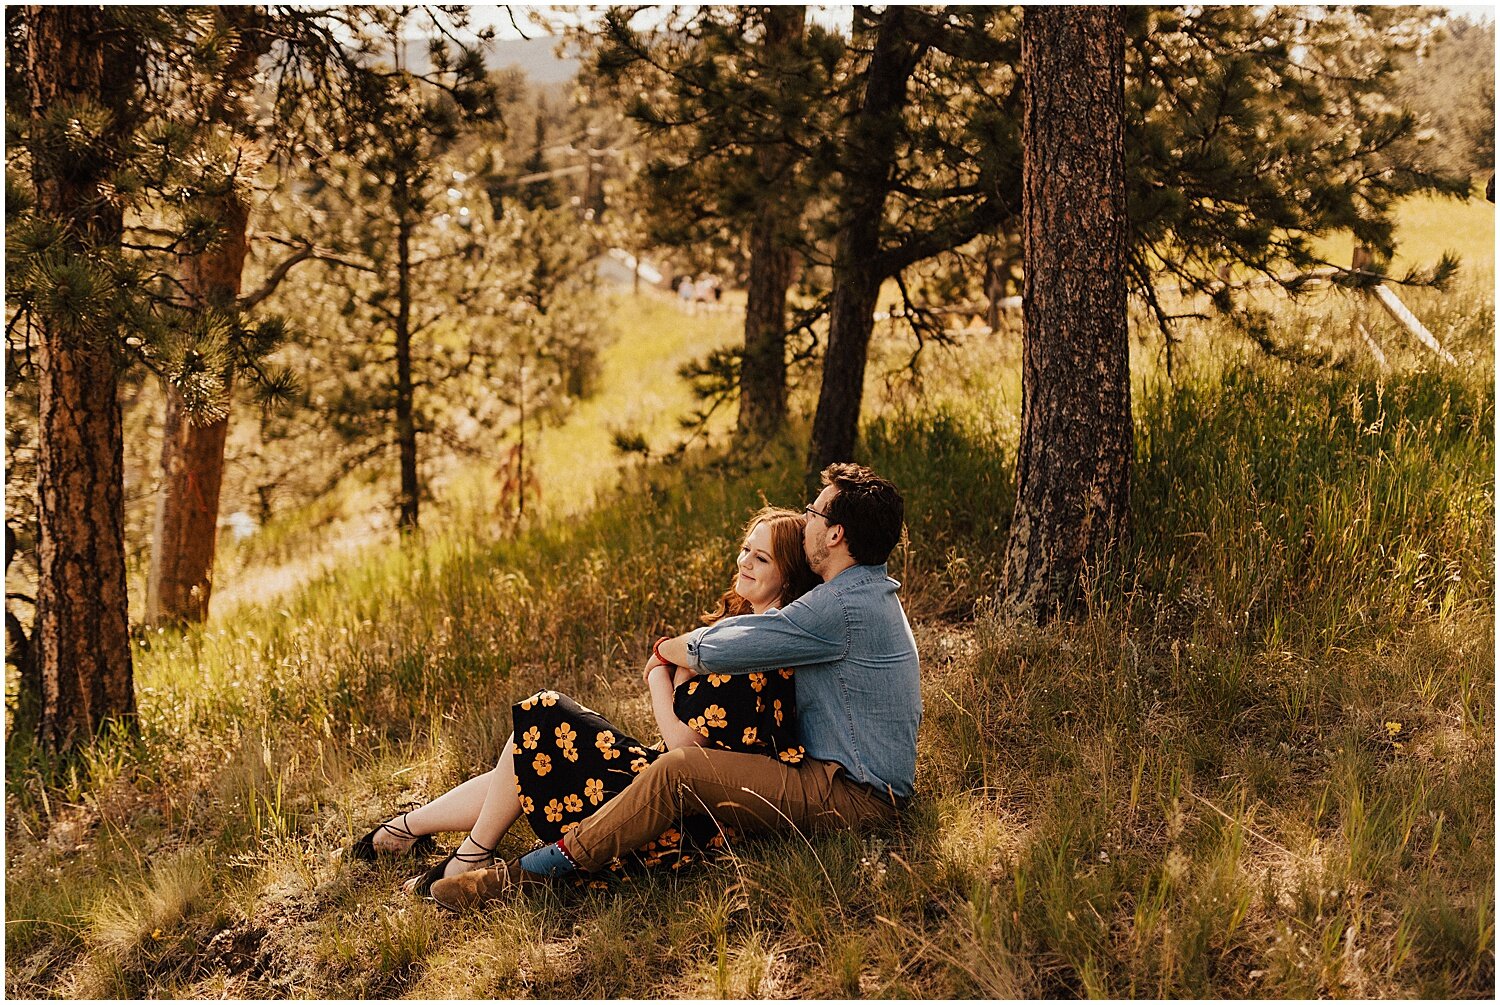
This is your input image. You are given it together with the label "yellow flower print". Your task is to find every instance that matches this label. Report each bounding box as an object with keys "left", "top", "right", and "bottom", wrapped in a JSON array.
[
  {"left": 533, "top": 752, "right": 552, "bottom": 776},
  {"left": 545, "top": 798, "right": 564, "bottom": 823},
  {"left": 658, "top": 826, "right": 682, "bottom": 845},
  {"left": 755, "top": 697, "right": 765, "bottom": 713},
  {"left": 519, "top": 794, "right": 534, "bottom": 814},
  {"left": 519, "top": 693, "right": 539, "bottom": 711},
  {"left": 704, "top": 704, "right": 727, "bottom": 728},
  {"left": 563, "top": 793, "right": 584, "bottom": 814},
  {"left": 585, "top": 777, "right": 605, "bottom": 805},
  {"left": 778, "top": 746, "right": 804, "bottom": 764},
  {"left": 521, "top": 725, "right": 541, "bottom": 750},
  {"left": 748, "top": 672, "right": 766, "bottom": 692},
  {"left": 561, "top": 820, "right": 579, "bottom": 835},
  {"left": 630, "top": 756, "right": 649, "bottom": 773},
  {"left": 562, "top": 745, "right": 579, "bottom": 762},
  {"left": 688, "top": 715, "right": 709, "bottom": 737},
  {"left": 555, "top": 723, "right": 577, "bottom": 746},
  {"left": 773, "top": 699, "right": 784, "bottom": 726},
  {"left": 596, "top": 730, "right": 621, "bottom": 758},
  {"left": 540, "top": 691, "right": 559, "bottom": 706},
  {"left": 687, "top": 680, "right": 699, "bottom": 695},
  {"left": 707, "top": 833, "right": 724, "bottom": 849},
  {"left": 708, "top": 673, "right": 732, "bottom": 687},
  {"left": 742, "top": 726, "right": 759, "bottom": 746},
  {"left": 778, "top": 669, "right": 794, "bottom": 679}
]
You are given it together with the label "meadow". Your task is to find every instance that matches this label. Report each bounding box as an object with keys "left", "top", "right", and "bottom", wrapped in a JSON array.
[{"left": 4, "top": 196, "right": 1494, "bottom": 998}]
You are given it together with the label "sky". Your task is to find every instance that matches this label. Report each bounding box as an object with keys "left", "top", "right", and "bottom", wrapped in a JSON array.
[
  {"left": 1448, "top": 4, "right": 1495, "bottom": 21},
  {"left": 470, "top": 3, "right": 1496, "bottom": 39},
  {"left": 471, "top": 5, "right": 854, "bottom": 40}
]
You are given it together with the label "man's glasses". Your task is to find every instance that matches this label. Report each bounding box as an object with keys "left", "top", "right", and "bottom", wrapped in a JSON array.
[{"left": 804, "top": 504, "right": 832, "bottom": 521}]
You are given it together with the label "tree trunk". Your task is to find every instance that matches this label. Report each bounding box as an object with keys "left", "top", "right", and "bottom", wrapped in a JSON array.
[
  {"left": 738, "top": 214, "right": 793, "bottom": 441},
  {"left": 394, "top": 207, "right": 420, "bottom": 531},
  {"left": 146, "top": 8, "right": 267, "bottom": 627},
  {"left": 25, "top": 6, "right": 139, "bottom": 749},
  {"left": 805, "top": 7, "right": 925, "bottom": 488},
  {"left": 999, "top": 6, "right": 1131, "bottom": 621},
  {"left": 736, "top": 4, "right": 804, "bottom": 443},
  {"left": 146, "top": 193, "right": 250, "bottom": 625}
]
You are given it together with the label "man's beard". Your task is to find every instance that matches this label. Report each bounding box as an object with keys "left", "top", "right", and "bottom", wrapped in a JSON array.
[{"left": 806, "top": 537, "right": 830, "bottom": 576}]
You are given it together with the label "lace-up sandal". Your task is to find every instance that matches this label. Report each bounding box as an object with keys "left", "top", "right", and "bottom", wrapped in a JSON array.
[
  {"left": 429, "top": 857, "right": 549, "bottom": 913},
  {"left": 349, "top": 812, "right": 437, "bottom": 861},
  {"left": 408, "top": 835, "right": 497, "bottom": 898}
]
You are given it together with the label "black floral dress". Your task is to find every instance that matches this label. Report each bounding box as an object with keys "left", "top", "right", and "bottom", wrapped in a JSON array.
[{"left": 511, "top": 669, "right": 804, "bottom": 875}]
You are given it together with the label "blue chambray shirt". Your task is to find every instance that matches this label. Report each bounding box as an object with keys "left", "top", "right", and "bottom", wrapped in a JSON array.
[{"left": 684, "top": 563, "right": 922, "bottom": 799}]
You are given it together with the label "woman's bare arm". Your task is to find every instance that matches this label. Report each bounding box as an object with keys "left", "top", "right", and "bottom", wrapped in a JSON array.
[{"left": 646, "top": 662, "right": 708, "bottom": 750}]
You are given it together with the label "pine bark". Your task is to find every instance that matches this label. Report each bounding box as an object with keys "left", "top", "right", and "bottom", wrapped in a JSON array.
[
  {"left": 1000, "top": 6, "right": 1131, "bottom": 620},
  {"left": 805, "top": 7, "right": 925, "bottom": 488},
  {"left": 736, "top": 5, "right": 804, "bottom": 443},
  {"left": 25, "top": 5, "right": 139, "bottom": 748},
  {"left": 146, "top": 193, "right": 249, "bottom": 625}
]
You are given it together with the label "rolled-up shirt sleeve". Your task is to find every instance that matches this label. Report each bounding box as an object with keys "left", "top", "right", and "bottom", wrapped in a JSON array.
[{"left": 685, "top": 589, "right": 848, "bottom": 673}]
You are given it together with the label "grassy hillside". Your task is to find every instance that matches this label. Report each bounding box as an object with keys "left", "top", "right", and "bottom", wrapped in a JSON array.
[{"left": 4, "top": 199, "right": 1494, "bottom": 998}]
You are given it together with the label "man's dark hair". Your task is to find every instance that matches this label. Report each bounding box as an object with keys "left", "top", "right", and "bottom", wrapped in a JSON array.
[{"left": 820, "top": 463, "right": 904, "bottom": 565}]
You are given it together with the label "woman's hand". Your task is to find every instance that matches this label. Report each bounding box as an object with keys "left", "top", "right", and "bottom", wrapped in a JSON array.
[
  {"left": 672, "top": 665, "right": 697, "bottom": 689},
  {"left": 642, "top": 653, "right": 673, "bottom": 687},
  {"left": 650, "top": 670, "right": 709, "bottom": 751}
]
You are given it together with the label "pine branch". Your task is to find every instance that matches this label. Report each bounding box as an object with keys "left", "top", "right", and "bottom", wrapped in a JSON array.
[
  {"left": 875, "top": 195, "right": 1010, "bottom": 277},
  {"left": 239, "top": 244, "right": 315, "bottom": 312}
]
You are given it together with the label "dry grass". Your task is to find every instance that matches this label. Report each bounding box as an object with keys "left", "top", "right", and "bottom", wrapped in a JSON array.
[{"left": 5, "top": 214, "right": 1493, "bottom": 996}]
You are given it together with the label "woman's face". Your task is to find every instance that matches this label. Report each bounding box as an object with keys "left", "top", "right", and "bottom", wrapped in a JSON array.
[{"left": 734, "top": 521, "right": 786, "bottom": 614}]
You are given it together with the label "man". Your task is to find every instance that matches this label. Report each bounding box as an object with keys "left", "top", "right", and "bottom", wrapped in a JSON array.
[{"left": 430, "top": 463, "right": 922, "bottom": 910}]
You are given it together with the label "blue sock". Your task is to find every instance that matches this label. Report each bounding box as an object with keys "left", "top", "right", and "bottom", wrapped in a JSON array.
[{"left": 519, "top": 840, "right": 577, "bottom": 877}]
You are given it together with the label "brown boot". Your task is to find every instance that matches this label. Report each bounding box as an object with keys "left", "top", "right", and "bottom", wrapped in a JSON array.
[{"left": 428, "top": 858, "right": 548, "bottom": 912}]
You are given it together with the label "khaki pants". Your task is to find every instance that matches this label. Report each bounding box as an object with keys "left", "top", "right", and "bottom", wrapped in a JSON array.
[{"left": 565, "top": 747, "right": 900, "bottom": 872}]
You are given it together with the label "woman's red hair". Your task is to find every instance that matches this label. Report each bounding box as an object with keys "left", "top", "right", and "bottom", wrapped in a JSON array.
[{"left": 702, "top": 506, "right": 820, "bottom": 625}]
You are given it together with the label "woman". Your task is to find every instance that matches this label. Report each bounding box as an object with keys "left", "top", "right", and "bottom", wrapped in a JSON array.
[{"left": 350, "top": 506, "right": 819, "bottom": 895}]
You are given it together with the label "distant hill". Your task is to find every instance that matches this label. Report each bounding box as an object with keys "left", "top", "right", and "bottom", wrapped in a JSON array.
[
  {"left": 397, "top": 34, "right": 581, "bottom": 84},
  {"left": 488, "top": 36, "right": 582, "bottom": 84}
]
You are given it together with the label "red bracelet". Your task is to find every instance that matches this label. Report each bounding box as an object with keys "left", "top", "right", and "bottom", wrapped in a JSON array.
[{"left": 653, "top": 636, "right": 676, "bottom": 668}]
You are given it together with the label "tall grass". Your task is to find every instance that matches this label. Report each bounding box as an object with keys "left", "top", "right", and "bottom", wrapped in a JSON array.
[{"left": 6, "top": 282, "right": 1493, "bottom": 996}]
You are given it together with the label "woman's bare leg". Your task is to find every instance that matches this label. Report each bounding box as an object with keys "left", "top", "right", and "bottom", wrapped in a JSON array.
[
  {"left": 388, "top": 735, "right": 525, "bottom": 889},
  {"left": 372, "top": 734, "right": 522, "bottom": 855}
]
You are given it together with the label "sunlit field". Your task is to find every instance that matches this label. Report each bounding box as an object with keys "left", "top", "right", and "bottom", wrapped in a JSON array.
[{"left": 5, "top": 191, "right": 1492, "bottom": 997}]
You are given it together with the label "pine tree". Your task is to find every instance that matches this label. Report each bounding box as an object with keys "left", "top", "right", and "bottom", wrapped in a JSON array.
[
  {"left": 6, "top": 7, "right": 302, "bottom": 744},
  {"left": 804, "top": 6, "right": 1015, "bottom": 487},
  {"left": 10, "top": 6, "right": 143, "bottom": 749},
  {"left": 146, "top": 7, "right": 273, "bottom": 626},
  {"left": 802, "top": 6, "right": 1466, "bottom": 479},
  {"left": 591, "top": 5, "right": 836, "bottom": 443},
  {"left": 354, "top": 8, "right": 497, "bottom": 531}
]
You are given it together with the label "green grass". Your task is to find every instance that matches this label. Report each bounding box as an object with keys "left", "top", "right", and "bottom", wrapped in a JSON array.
[{"left": 5, "top": 200, "right": 1494, "bottom": 996}]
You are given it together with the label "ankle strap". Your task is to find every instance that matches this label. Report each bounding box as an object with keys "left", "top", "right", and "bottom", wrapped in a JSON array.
[
  {"left": 455, "top": 835, "right": 498, "bottom": 863},
  {"left": 381, "top": 812, "right": 422, "bottom": 841}
]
